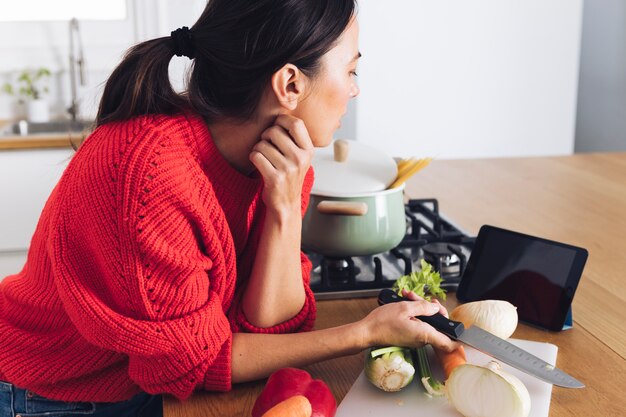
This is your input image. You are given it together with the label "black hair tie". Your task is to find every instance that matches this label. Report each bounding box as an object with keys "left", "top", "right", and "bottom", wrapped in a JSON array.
[{"left": 171, "top": 26, "right": 195, "bottom": 59}]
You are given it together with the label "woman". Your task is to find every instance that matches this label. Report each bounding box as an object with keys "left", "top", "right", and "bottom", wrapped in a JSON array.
[{"left": 0, "top": 1, "right": 457, "bottom": 416}]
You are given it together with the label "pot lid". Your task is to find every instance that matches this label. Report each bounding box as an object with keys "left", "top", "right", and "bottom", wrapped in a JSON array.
[{"left": 311, "top": 139, "right": 398, "bottom": 196}]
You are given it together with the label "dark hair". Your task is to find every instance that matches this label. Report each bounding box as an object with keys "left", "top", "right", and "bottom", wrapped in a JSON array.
[{"left": 96, "top": 0, "right": 357, "bottom": 126}]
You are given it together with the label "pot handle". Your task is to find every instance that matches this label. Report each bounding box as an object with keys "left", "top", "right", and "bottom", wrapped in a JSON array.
[{"left": 316, "top": 200, "right": 368, "bottom": 216}]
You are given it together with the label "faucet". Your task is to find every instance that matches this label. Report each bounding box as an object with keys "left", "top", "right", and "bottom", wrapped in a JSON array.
[{"left": 68, "top": 17, "right": 86, "bottom": 122}]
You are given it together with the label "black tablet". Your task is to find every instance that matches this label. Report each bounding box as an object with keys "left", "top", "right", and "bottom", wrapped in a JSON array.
[{"left": 457, "top": 225, "right": 588, "bottom": 331}]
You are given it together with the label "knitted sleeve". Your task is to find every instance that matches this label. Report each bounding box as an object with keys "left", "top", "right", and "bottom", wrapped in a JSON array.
[
  {"left": 50, "top": 120, "right": 235, "bottom": 400},
  {"left": 229, "top": 167, "right": 317, "bottom": 334}
]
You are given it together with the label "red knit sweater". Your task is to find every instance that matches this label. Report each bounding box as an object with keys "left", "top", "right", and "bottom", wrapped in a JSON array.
[{"left": 0, "top": 114, "right": 316, "bottom": 402}]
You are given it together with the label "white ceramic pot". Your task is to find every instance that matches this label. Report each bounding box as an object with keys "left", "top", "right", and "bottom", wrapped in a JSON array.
[
  {"left": 302, "top": 139, "right": 406, "bottom": 257},
  {"left": 26, "top": 98, "right": 50, "bottom": 123},
  {"left": 302, "top": 185, "right": 407, "bottom": 257}
]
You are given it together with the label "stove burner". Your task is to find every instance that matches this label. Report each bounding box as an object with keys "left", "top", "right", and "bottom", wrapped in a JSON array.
[
  {"left": 422, "top": 242, "right": 461, "bottom": 277},
  {"left": 324, "top": 258, "right": 350, "bottom": 270},
  {"left": 308, "top": 199, "right": 475, "bottom": 300},
  {"left": 320, "top": 257, "right": 361, "bottom": 285}
]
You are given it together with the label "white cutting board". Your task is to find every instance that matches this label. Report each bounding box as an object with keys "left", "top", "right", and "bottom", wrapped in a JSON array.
[{"left": 336, "top": 339, "right": 557, "bottom": 417}]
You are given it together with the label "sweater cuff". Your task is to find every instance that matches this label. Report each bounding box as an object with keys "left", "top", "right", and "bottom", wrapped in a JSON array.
[{"left": 203, "top": 333, "right": 232, "bottom": 392}]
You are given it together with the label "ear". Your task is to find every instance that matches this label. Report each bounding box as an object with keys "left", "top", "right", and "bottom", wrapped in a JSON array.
[{"left": 270, "top": 63, "right": 307, "bottom": 111}]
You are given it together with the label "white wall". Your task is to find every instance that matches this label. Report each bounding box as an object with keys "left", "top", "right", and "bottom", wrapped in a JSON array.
[
  {"left": 355, "top": 0, "right": 584, "bottom": 159},
  {"left": 1, "top": 0, "right": 585, "bottom": 159},
  {"left": 575, "top": 0, "right": 626, "bottom": 153}
]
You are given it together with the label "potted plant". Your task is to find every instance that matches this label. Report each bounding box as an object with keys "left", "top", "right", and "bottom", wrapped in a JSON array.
[{"left": 2, "top": 67, "right": 52, "bottom": 123}]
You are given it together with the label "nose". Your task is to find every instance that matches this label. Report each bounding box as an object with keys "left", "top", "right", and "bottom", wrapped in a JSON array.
[{"left": 350, "top": 82, "right": 360, "bottom": 98}]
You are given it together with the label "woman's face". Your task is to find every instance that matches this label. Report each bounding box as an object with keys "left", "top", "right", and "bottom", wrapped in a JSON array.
[{"left": 293, "top": 18, "right": 361, "bottom": 147}]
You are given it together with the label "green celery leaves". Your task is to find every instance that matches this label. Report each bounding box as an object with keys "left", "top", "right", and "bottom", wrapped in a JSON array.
[{"left": 392, "top": 259, "right": 446, "bottom": 301}]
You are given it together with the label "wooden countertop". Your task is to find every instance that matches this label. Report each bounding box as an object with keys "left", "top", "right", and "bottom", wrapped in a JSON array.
[
  {"left": 164, "top": 152, "right": 626, "bottom": 417},
  {"left": 0, "top": 119, "right": 87, "bottom": 150},
  {"left": 0, "top": 133, "right": 83, "bottom": 150}
]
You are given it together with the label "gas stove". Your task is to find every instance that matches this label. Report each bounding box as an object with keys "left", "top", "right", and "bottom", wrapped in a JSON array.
[{"left": 307, "top": 199, "right": 476, "bottom": 300}]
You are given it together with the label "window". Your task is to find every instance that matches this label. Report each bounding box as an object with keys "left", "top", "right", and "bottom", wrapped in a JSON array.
[{"left": 1, "top": 1, "right": 127, "bottom": 21}]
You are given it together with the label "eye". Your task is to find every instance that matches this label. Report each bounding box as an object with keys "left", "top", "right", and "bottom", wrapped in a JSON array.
[{"left": 350, "top": 71, "right": 358, "bottom": 77}]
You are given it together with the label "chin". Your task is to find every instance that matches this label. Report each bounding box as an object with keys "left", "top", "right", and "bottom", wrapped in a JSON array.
[
  {"left": 315, "top": 134, "right": 335, "bottom": 148},
  {"left": 309, "top": 128, "right": 334, "bottom": 148}
]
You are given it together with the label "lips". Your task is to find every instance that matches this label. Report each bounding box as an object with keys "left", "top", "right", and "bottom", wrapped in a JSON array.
[{"left": 338, "top": 112, "right": 347, "bottom": 128}]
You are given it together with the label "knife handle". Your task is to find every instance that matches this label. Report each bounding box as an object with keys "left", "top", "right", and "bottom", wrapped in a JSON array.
[{"left": 378, "top": 289, "right": 465, "bottom": 340}]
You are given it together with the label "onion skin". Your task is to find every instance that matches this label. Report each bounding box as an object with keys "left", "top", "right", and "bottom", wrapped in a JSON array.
[
  {"left": 450, "top": 300, "right": 518, "bottom": 339},
  {"left": 446, "top": 362, "right": 531, "bottom": 417}
]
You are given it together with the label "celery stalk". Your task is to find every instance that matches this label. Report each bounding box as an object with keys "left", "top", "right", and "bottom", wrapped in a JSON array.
[{"left": 415, "top": 346, "right": 445, "bottom": 397}]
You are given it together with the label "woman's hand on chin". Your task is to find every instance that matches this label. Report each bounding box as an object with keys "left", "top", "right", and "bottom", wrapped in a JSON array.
[{"left": 250, "top": 114, "right": 314, "bottom": 217}]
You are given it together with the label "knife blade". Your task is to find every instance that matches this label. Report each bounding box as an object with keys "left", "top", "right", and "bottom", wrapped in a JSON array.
[{"left": 378, "top": 289, "right": 584, "bottom": 388}]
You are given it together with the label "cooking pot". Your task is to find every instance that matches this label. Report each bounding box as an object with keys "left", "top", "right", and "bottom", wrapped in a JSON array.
[{"left": 302, "top": 140, "right": 406, "bottom": 257}]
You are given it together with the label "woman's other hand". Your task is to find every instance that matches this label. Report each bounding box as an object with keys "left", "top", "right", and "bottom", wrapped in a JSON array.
[
  {"left": 359, "top": 289, "right": 460, "bottom": 353},
  {"left": 250, "top": 114, "right": 314, "bottom": 216}
]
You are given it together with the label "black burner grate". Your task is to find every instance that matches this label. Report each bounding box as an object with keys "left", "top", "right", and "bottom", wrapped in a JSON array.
[{"left": 307, "top": 199, "right": 476, "bottom": 299}]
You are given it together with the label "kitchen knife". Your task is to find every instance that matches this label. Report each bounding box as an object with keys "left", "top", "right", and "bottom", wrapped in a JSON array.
[{"left": 378, "top": 289, "right": 584, "bottom": 388}]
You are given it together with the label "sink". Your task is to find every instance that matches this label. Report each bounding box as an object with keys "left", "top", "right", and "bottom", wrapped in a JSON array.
[{"left": 3, "top": 120, "right": 94, "bottom": 136}]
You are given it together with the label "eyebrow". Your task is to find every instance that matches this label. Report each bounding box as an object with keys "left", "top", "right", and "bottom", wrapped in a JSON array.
[{"left": 351, "top": 52, "right": 362, "bottom": 62}]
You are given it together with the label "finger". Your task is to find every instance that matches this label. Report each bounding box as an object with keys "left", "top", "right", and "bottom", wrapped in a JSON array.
[
  {"left": 261, "top": 126, "right": 300, "bottom": 161},
  {"left": 261, "top": 125, "right": 312, "bottom": 174},
  {"left": 253, "top": 140, "right": 289, "bottom": 171},
  {"left": 274, "top": 114, "right": 314, "bottom": 150},
  {"left": 249, "top": 150, "right": 276, "bottom": 177},
  {"left": 432, "top": 299, "right": 449, "bottom": 317},
  {"left": 400, "top": 300, "right": 440, "bottom": 320},
  {"left": 427, "top": 331, "right": 462, "bottom": 353},
  {"left": 415, "top": 321, "right": 460, "bottom": 352},
  {"left": 401, "top": 289, "right": 424, "bottom": 301}
]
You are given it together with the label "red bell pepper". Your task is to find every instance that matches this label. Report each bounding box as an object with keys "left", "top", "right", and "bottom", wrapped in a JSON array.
[{"left": 252, "top": 368, "right": 337, "bottom": 417}]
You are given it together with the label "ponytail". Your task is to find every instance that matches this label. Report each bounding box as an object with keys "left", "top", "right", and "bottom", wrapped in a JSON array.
[
  {"left": 96, "top": 0, "right": 357, "bottom": 127},
  {"left": 96, "top": 38, "right": 187, "bottom": 126}
]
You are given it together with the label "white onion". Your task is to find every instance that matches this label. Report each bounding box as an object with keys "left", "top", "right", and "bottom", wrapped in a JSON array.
[
  {"left": 447, "top": 361, "right": 531, "bottom": 417},
  {"left": 450, "top": 300, "right": 518, "bottom": 339}
]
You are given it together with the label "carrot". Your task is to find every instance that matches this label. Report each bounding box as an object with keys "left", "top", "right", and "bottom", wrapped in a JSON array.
[
  {"left": 436, "top": 345, "right": 467, "bottom": 379},
  {"left": 261, "top": 395, "right": 312, "bottom": 417},
  {"left": 416, "top": 345, "right": 467, "bottom": 396}
]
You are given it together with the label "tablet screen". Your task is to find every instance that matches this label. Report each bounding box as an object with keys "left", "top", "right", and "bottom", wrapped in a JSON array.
[{"left": 457, "top": 225, "right": 588, "bottom": 331}]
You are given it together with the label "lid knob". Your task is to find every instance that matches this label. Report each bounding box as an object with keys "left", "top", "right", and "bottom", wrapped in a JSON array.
[
  {"left": 311, "top": 139, "right": 398, "bottom": 195},
  {"left": 333, "top": 139, "right": 350, "bottom": 162}
]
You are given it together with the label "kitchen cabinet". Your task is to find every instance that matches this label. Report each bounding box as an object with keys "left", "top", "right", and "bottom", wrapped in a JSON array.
[{"left": 0, "top": 148, "right": 72, "bottom": 279}]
